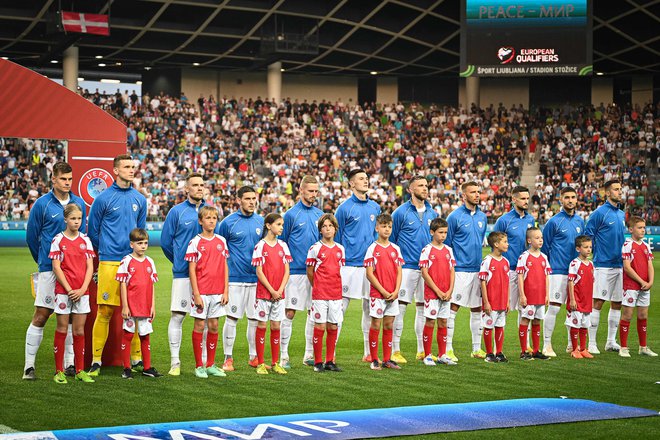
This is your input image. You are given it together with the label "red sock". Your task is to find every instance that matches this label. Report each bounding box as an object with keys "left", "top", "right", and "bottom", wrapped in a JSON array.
[
  {"left": 73, "top": 334, "right": 85, "bottom": 373},
  {"left": 531, "top": 324, "right": 541, "bottom": 353},
  {"left": 122, "top": 330, "right": 134, "bottom": 369},
  {"left": 326, "top": 328, "right": 338, "bottom": 363},
  {"left": 437, "top": 326, "right": 447, "bottom": 357},
  {"left": 270, "top": 329, "right": 280, "bottom": 365},
  {"left": 192, "top": 330, "right": 204, "bottom": 368},
  {"left": 423, "top": 325, "right": 434, "bottom": 356},
  {"left": 637, "top": 319, "right": 648, "bottom": 347},
  {"left": 382, "top": 329, "right": 393, "bottom": 363},
  {"left": 255, "top": 327, "right": 266, "bottom": 365},
  {"left": 483, "top": 328, "right": 493, "bottom": 354},
  {"left": 313, "top": 327, "right": 324, "bottom": 364},
  {"left": 570, "top": 327, "right": 579, "bottom": 351},
  {"left": 369, "top": 328, "right": 380, "bottom": 361},
  {"left": 495, "top": 327, "right": 504, "bottom": 353},
  {"left": 619, "top": 319, "right": 630, "bottom": 347},
  {"left": 206, "top": 331, "right": 218, "bottom": 368},
  {"left": 140, "top": 334, "right": 151, "bottom": 370},
  {"left": 518, "top": 324, "right": 528, "bottom": 353},
  {"left": 54, "top": 330, "right": 66, "bottom": 373},
  {"left": 579, "top": 328, "right": 587, "bottom": 351}
]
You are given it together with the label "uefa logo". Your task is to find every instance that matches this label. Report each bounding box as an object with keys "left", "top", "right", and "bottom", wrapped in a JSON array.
[
  {"left": 79, "top": 168, "right": 114, "bottom": 207},
  {"left": 497, "top": 47, "right": 515, "bottom": 64}
]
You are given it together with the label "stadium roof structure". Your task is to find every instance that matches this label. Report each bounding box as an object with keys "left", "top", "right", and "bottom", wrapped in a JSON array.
[{"left": 0, "top": 0, "right": 658, "bottom": 77}]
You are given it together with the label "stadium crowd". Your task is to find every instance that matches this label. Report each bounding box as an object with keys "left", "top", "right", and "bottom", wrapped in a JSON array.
[{"left": 1, "top": 89, "right": 659, "bottom": 224}]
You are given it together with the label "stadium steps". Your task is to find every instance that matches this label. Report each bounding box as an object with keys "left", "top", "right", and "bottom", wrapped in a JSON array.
[{"left": 520, "top": 160, "right": 540, "bottom": 188}]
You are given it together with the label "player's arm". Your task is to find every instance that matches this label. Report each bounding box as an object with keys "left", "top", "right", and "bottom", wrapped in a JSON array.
[
  {"left": 517, "top": 272, "right": 527, "bottom": 307},
  {"left": 392, "top": 265, "right": 402, "bottom": 300},
  {"left": 390, "top": 209, "right": 401, "bottom": 244},
  {"left": 623, "top": 259, "right": 648, "bottom": 290},
  {"left": 120, "top": 282, "right": 130, "bottom": 319},
  {"left": 647, "top": 258, "right": 654, "bottom": 289},
  {"left": 51, "top": 259, "right": 73, "bottom": 296},
  {"left": 421, "top": 267, "right": 444, "bottom": 299},
  {"left": 584, "top": 210, "right": 600, "bottom": 241},
  {"left": 306, "top": 266, "right": 314, "bottom": 286},
  {"left": 137, "top": 198, "right": 147, "bottom": 229},
  {"left": 160, "top": 211, "right": 176, "bottom": 263},
  {"left": 481, "top": 280, "right": 491, "bottom": 315},
  {"left": 334, "top": 206, "right": 345, "bottom": 245},
  {"left": 86, "top": 199, "right": 104, "bottom": 250},
  {"left": 189, "top": 261, "right": 203, "bottom": 309},
  {"left": 445, "top": 215, "right": 455, "bottom": 248},
  {"left": 221, "top": 260, "right": 229, "bottom": 305},
  {"left": 446, "top": 267, "right": 455, "bottom": 302},
  {"left": 72, "top": 257, "right": 94, "bottom": 303},
  {"left": 25, "top": 201, "right": 42, "bottom": 263},
  {"left": 150, "top": 283, "right": 156, "bottom": 320},
  {"left": 567, "top": 280, "right": 577, "bottom": 311},
  {"left": 493, "top": 216, "right": 505, "bottom": 233},
  {"left": 280, "top": 212, "right": 292, "bottom": 244},
  {"left": 365, "top": 266, "right": 390, "bottom": 299},
  {"left": 256, "top": 265, "right": 278, "bottom": 298},
  {"left": 279, "top": 262, "right": 290, "bottom": 297},
  {"left": 541, "top": 221, "right": 552, "bottom": 255}
]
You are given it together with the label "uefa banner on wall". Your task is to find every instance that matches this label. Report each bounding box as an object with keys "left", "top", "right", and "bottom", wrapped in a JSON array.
[{"left": 460, "top": 0, "right": 593, "bottom": 77}]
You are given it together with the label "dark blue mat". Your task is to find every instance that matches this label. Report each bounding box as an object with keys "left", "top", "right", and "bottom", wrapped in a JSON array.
[{"left": 2, "top": 398, "right": 656, "bottom": 439}]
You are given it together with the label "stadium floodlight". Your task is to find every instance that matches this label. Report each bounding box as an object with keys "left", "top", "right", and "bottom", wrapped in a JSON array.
[
  {"left": 95, "top": 55, "right": 103, "bottom": 59},
  {"left": 100, "top": 78, "right": 120, "bottom": 83},
  {"left": 50, "top": 60, "right": 58, "bottom": 63},
  {"left": 370, "top": 71, "right": 378, "bottom": 75},
  {"left": 193, "top": 62, "right": 200, "bottom": 66},
  {"left": 98, "top": 63, "right": 106, "bottom": 67}
]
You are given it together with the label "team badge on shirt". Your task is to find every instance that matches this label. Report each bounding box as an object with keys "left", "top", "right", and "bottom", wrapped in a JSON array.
[
  {"left": 256, "top": 228, "right": 261, "bottom": 235},
  {"left": 132, "top": 204, "right": 138, "bottom": 212}
]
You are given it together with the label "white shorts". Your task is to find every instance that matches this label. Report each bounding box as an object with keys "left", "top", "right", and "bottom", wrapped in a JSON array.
[
  {"left": 254, "top": 298, "right": 284, "bottom": 322},
  {"left": 226, "top": 282, "right": 257, "bottom": 319},
  {"left": 341, "top": 266, "right": 369, "bottom": 300},
  {"left": 123, "top": 317, "right": 153, "bottom": 336},
  {"left": 311, "top": 299, "right": 344, "bottom": 324},
  {"left": 622, "top": 290, "right": 651, "bottom": 308},
  {"left": 368, "top": 297, "right": 400, "bottom": 319},
  {"left": 593, "top": 267, "right": 623, "bottom": 302},
  {"left": 548, "top": 274, "right": 568, "bottom": 304},
  {"left": 482, "top": 310, "right": 507, "bottom": 329},
  {"left": 508, "top": 270, "right": 520, "bottom": 310},
  {"left": 452, "top": 272, "right": 482, "bottom": 308},
  {"left": 170, "top": 278, "right": 193, "bottom": 313},
  {"left": 34, "top": 271, "right": 56, "bottom": 309},
  {"left": 285, "top": 275, "right": 311, "bottom": 311},
  {"left": 519, "top": 304, "right": 544, "bottom": 321},
  {"left": 191, "top": 295, "right": 226, "bottom": 320},
  {"left": 565, "top": 310, "right": 591, "bottom": 329},
  {"left": 399, "top": 268, "right": 424, "bottom": 304},
  {"left": 54, "top": 294, "right": 91, "bottom": 315},
  {"left": 424, "top": 298, "right": 451, "bottom": 320}
]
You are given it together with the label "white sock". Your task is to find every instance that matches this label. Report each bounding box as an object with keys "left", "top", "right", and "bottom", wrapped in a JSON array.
[
  {"left": 168, "top": 313, "right": 185, "bottom": 366},
  {"left": 281, "top": 317, "right": 293, "bottom": 359},
  {"left": 607, "top": 308, "right": 621, "bottom": 344},
  {"left": 247, "top": 319, "right": 257, "bottom": 358},
  {"left": 393, "top": 303, "right": 407, "bottom": 352},
  {"left": 361, "top": 299, "right": 370, "bottom": 357},
  {"left": 446, "top": 310, "right": 457, "bottom": 352},
  {"left": 304, "top": 313, "right": 314, "bottom": 357},
  {"left": 543, "top": 305, "right": 560, "bottom": 348},
  {"left": 589, "top": 309, "right": 601, "bottom": 347},
  {"left": 470, "top": 311, "right": 482, "bottom": 352},
  {"left": 64, "top": 323, "right": 74, "bottom": 368},
  {"left": 414, "top": 304, "right": 425, "bottom": 353},
  {"left": 25, "top": 324, "right": 44, "bottom": 370},
  {"left": 223, "top": 318, "right": 237, "bottom": 357}
]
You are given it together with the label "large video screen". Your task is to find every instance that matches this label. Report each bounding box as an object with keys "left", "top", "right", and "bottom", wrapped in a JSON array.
[{"left": 460, "top": 0, "right": 592, "bottom": 77}]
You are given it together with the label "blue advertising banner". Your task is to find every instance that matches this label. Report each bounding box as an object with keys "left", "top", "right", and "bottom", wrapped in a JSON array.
[{"left": 1, "top": 398, "right": 656, "bottom": 440}]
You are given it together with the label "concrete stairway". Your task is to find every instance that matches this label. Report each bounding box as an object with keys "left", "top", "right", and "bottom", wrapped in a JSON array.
[{"left": 520, "top": 159, "right": 540, "bottom": 188}]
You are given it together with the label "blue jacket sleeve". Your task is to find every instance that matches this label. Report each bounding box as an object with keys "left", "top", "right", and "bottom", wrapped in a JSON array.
[
  {"left": 445, "top": 214, "right": 456, "bottom": 248},
  {"left": 493, "top": 216, "right": 506, "bottom": 233},
  {"left": 26, "top": 200, "right": 42, "bottom": 263},
  {"left": 541, "top": 218, "right": 553, "bottom": 256},
  {"left": 218, "top": 217, "right": 230, "bottom": 240},
  {"left": 373, "top": 203, "right": 381, "bottom": 240},
  {"left": 79, "top": 199, "right": 87, "bottom": 234},
  {"left": 281, "top": 210, "right": 293, "bottom": 244},
  {"left": 137, "top": 197, "right": 147, "bottom": 229},
  {"left": 160, "top": 209, "right": 176, "bottom": 263},
  {"left": 335, "top": 205, "right": 346, "bottom": 246},
  {"left": 584, "top": 210, "right": 600, "bottom": 240},
  {"left": 391, "top": 207, "right": 402, "bottom": 244},
  {"left": 87, "top": 198, "right": 104, "bottom": 250}
]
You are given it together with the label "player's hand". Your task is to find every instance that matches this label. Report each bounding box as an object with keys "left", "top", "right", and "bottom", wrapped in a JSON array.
[
  {"left": 519, "top": 295, "right": 527, "bottom": 308},
  {"left": 193, "top": 294, "right": 204, "bottom": 309},
  {"left": 483, "top": 303, "right": 492, "bottom": 315},
  {"left": 121, "top": 306, "right": 131, "bottom": 319},
  {"left": 545, "top": 296, "right": 549, "bottom": 307},
  {"left": 68, "top": 289, "right": 82, "bottom": 302},
  {"left": 271, "top": 291, "right": 282, "bottom": 301},
  {"left": 640, "top": 282, "right": 651, "bottom": 291},
  {"left": 390, "top": 291, "right": 398, "bottom": 301},
  {"left": 220, "top": 292, "right": 229, "bottom": 305},
  {"left": 569, "top": 299, "right": 577, "bottom": 312}
]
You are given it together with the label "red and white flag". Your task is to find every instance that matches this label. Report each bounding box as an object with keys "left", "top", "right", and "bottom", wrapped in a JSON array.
[{"left": 61, "top": 12, "right": 109, "bottom": 36}]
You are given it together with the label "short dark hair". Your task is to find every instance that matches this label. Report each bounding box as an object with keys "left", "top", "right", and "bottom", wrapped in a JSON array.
[
  {"left": 52, "top": 162, "right": 72, "bottom": 177},
  {"left": 627, "top": 216, "right": 645, "bottom": 227},
  {"left": 512, "top": 186, "right": 529, "bottom": 196},
  {"left": 604, "top": 179, "right": 620, "bottom": 190},
  {"left": 237, "top": 186, "right": 256, "bottom": 198},
  {"left": 129, "top": 228, "right": 149, "bottom": 242},
  {"left": 113, "top": 154, "right": 132, "bottom": 168},
  {"left": 461, "top": 181, "right": 479, "bottom": 192},
  {"left": 376, "top": 213, "right": 392, "bottom": 225},
  {"left": 575, "top": 235, "right": 592, "bottom": 248},
  {"left": 560, "top": 186, "right": 577, "bottom": 195},
  {"left": 487, "top": 231, "right": 507, "bottom": 249},
  {"left": 430, "top": 217, "right": 448, "bottom": 232},
  {"left": 347, "top": 168, "right": 366, "bottom": 181},
  {"left": 407, "top": 175, "right": 427, "bottom": 190}
]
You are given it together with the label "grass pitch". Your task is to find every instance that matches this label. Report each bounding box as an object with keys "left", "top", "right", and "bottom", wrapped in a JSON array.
[{"left": 0, "top": 247, "right": 658, "bottom": 438}]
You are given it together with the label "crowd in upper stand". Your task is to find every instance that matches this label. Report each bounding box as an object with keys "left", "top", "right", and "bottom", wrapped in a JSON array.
[{"left": 1, "top": 88, "right": 659, "bottom": 225}]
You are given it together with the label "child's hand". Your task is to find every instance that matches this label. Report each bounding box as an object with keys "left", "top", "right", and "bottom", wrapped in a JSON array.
[
  {"left": 69, "top": 289, "right": 83, "bottom": 302},
  {"left": 519, "top": 295, "right": 527, "bottom": 308},
  {"left": 640, "top": 281, "right": 651, "bottom": 291},
  {"left": 443, "top": 292, "right": 451, "bottom": 301},
  {"left": 150, "top": 305, "right": 155, "bottom": 320},
  {"left": 483, "top": 303, "right": 492, "bottom": 315},
  {"left": 545, "top": 295, "right": 549, "bottom": 307},
  {"left": 220, "top": 292, "right": 229, "bottom": 305},
  {"left": 193, "top": 294, "right": 203, "bottom": 309},
  {"left": 121, "top": 306, "right": 131, "bottom": 319},
  {"left": 569, "top": 299, "right": 577, "bottom": 312},
  {"left": 390, "top": 291, "right": 398, "bottom": 301}
]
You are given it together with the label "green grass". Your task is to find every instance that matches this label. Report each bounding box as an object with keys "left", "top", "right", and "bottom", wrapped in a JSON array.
[{"left": 0, "top": 247, "right": 658, "bottom": 437}]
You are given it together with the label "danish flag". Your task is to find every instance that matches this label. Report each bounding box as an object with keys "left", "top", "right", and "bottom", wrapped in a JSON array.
[{"left": 61, "top": 12, "right": 110, "bottom": 36}]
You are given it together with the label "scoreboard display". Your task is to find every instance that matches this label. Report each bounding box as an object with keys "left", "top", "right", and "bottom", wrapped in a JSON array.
[{"left": 460, "top": 0, "right": 592, "bottom": 77}]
